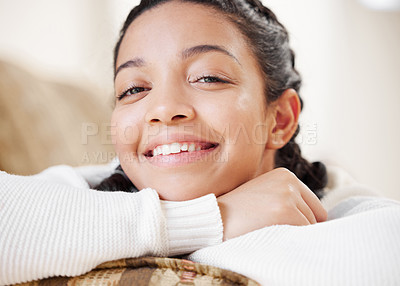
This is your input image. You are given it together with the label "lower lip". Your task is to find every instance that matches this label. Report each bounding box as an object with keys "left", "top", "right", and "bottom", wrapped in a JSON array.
[{"left": 145, "top": 145, "right": 219, "bottom": 167}]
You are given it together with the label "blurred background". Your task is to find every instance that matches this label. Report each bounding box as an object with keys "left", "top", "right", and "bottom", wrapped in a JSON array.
[{"left": 0, "top": 0, "right": 399, "bottom": 200}]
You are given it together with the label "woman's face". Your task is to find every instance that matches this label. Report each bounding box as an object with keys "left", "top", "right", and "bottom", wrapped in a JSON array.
[{"left": 112, "top": 1, "right": 277, "bottom": 200}]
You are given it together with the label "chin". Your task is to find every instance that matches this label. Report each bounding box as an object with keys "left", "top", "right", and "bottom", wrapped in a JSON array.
[
  {"left": 130, "top": 170, "right": 231, "bottom": 201},
  {"left": 144, "top": 183, "right": 207, "bottom": 201},
  {"left": 156, "top": 189, "right": 203, "bottom": 201}
]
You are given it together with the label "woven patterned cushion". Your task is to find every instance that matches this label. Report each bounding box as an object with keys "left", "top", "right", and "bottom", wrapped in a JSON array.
[{"left": 17, "top": 257, "right": 259, "bottom": 285}]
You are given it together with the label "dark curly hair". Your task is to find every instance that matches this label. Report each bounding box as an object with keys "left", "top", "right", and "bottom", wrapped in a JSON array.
[{"left": 96, "top": 0, "right": 327, "bottom": 198}]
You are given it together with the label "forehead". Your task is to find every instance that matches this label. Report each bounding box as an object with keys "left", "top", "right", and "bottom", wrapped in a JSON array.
[{"left": 117, "top": 1, "right": 251, "bottom": 66}]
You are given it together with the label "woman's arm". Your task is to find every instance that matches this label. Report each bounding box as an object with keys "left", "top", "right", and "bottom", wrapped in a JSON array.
[
  {"left": 0, "top": 169, "right": 222, "bottom": 285},
  {"left": 190, "top": 195, "right": 400, "bottom": 286}
]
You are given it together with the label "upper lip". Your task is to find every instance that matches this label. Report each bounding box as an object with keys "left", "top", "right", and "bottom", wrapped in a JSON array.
[{"left": 142, "top": 133, "right": 219, "bottom": 156}]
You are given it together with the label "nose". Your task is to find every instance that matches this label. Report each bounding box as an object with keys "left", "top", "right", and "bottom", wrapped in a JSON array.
[{"left": 144, "top": 87, "right": 195, "bottom": 125}]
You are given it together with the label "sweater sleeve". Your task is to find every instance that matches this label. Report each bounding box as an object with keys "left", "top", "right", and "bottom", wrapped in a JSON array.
[
  {"left": 187, "top": 196, "right": 400, "bottom": 286},
  {"left": 0, "top": 170, "right": 223, "bottom": 285}
]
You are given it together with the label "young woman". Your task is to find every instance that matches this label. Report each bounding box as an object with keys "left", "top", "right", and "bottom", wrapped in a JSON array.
[{"left": 1, "top": 0, "right": 399, "bottom": 285}]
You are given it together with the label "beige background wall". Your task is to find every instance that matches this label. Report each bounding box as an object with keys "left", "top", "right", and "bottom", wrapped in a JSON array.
[
  {"left": 0, "top": 0, "right": 399, "bottom": 200},
  {"left": 266, "top": 0, "right": 400, "bottom": 200}
]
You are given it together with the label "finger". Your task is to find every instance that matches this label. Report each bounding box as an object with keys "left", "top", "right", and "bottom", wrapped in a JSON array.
[
  {"left": 269, "top": 205, "right": 311, "bottom": 227},
  {"left": 296, "top": 200, "right": 317, "bottom": 224},
  {"left": 298, "top": 183, "right": 327, "bottom": 222},
  {"left": 286, "top": 208, "right": 311, "bottom": 226}
]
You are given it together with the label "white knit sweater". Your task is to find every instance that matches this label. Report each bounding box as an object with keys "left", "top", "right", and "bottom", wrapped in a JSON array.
[{"left": 1, "top": 163, "right": 399, "bottom": 286}]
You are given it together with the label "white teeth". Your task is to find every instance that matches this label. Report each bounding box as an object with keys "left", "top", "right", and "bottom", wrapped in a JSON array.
[
  {"left": 153, "top": 147, "right": 159, "bottom": 156},
  {"left": 181, "top": 143, "right": 188, "bottom": 151},
  {"left": 161, "top": 144, "right": 170, "bottom": 155},
  {"left": 170, "top": 143, "right": 181, "bottom": 154},
  {"left": 188, "top": 143, "right": 196, "bottom": 152},
  {"left": 151, "top": 142, "right": 209, "bottom": 157}
]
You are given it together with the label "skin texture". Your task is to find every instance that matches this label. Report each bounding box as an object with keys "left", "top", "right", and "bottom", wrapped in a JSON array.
[{"left": 112, "top": 1, "right": 327, "bottom": 239}]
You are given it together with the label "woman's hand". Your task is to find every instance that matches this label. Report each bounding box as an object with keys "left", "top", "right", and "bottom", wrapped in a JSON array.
[{"left": 217, "top": 168, "right": 327, "bottom": 241}]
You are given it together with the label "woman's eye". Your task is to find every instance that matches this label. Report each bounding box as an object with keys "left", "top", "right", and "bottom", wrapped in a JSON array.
[
  {"left": 117, "top": 86, "right": 150, "bottom": 100},
  {"left": 196, "top": 76, "right": 230, "bottom": 84},
  {"left": 126, "top": 86, "right": 146, "bottom": 95}
]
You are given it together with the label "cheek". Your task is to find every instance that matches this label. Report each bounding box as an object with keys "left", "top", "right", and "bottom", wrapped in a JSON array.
[
  {"left": 204, "top": 86, "right": 267, "bottom": 140},
  {"left": 111, "top": 108, "right": 142, "bottom": 152},
  {"left": 213, "top": 107, "right": 268, "bottom": 147}
]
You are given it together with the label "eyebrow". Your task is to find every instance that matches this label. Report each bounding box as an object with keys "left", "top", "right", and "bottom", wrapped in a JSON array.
[
  {"left": 115, "top": 44, "right": 240, "bottom": 78},
  {"left": 181, "top": 44, "right": 240, "bottom": 64},
  {"left": 115, "top": 58, "right": 145, "bottom": 79}
]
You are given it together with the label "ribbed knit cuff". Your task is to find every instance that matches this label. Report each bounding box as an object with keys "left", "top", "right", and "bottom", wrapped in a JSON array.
[{"left": 160, "top": 194, "right": 223, "bottom": 256}]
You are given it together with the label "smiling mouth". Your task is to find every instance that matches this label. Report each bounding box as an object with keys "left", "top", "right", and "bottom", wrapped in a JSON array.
[{"left": 144, "top": 142, "right": 218, "bottom": 158}]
